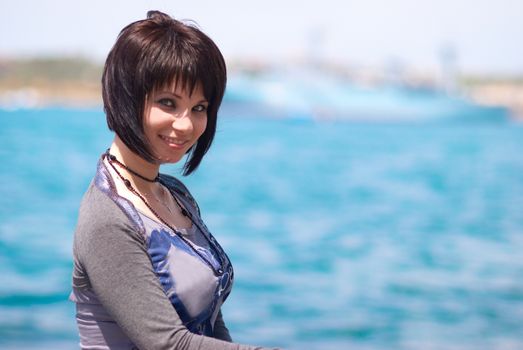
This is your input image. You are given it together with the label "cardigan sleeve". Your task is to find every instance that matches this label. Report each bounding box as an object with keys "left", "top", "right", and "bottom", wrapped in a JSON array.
[{"left": 74, "top": 186, "right": 277, "bottom": 350}]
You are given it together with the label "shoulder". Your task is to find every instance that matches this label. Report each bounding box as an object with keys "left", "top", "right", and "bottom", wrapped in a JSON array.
[
  {"left": 77, "top": 181, "right": 132, "bottom": 230},
  {"left": 158, "top": 173, "right": 201, "bottom": 215},
  {"left": 157, "top": 173, "right": 191, "bottom": 196},
  {"left": 74, "top": 181, "right": 145, "bottom": 258}
]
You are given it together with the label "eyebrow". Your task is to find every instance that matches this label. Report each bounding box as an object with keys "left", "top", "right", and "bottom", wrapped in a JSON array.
[{"left": 159, "top": 91, "right": 208, "bottom": 104}]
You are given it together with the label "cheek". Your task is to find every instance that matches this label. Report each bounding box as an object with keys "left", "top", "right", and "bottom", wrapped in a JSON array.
[{"left": 195, "top": 118, "right": 208, "bottom": 138}]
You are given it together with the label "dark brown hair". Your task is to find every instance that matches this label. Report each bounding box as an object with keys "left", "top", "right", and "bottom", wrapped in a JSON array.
[{"left": 102, "top": 10, "right": 226, "bottom": 175}]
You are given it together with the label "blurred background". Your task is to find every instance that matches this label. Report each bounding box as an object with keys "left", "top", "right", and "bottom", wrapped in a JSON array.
[{"left": 1, "top": 1, "right": 522, "bottom": 349}]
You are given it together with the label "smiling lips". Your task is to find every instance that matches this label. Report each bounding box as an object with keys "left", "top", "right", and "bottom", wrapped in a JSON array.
[{"left": 159, "top": 134, "right": 188, "bottom": 148}]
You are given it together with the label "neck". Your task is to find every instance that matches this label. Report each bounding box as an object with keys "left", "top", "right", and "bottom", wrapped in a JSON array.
[{"left": 108, "top": 137, "right": 160, "bottom": 189}]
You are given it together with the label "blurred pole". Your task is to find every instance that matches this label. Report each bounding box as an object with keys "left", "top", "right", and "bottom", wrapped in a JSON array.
[{"left": 439, "top": 43, "right": 459, "bottom": 94}]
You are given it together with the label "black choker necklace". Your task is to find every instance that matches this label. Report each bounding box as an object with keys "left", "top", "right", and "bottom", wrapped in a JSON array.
[{"left": 105, "top": 149, "right": 159, "bottom": 183}]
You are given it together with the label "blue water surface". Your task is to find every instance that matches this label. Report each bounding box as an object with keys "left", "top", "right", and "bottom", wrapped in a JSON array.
[{"left": 1, "top": 107, "right": 523, "bottom": 349}]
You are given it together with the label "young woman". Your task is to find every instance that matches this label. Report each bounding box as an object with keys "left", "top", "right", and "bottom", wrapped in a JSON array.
[{"left": 70, "top": 10, "right": 277, "bottom": 350}]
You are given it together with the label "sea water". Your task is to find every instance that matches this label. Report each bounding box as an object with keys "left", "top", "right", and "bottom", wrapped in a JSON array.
[{"left": 1, "top": 108, "right": 523, "bottom": 349}]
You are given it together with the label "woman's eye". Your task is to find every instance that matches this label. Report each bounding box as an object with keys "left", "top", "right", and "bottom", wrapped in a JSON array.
[
  {"left": 158, "top": 98, "right": 175, "bottom": 108},
  {"left": 193, "top": 104, "right": 208, "bottom": 113}
]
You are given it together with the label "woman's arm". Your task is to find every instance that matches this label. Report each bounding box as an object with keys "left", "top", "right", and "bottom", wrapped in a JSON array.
[{"left": 75, "top": 188, "right": 274, "bottom": 350}]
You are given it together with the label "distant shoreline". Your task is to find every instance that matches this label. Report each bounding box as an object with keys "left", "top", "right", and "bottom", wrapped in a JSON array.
[
  {"left": 1, "top": 57, "right": 522, "bottom": 119},
  {"left": 2, "top": 82, "right": 521, "bottom": 121},
  {"left": 463, "top": 82, "right": 523, "bottom": 120}
]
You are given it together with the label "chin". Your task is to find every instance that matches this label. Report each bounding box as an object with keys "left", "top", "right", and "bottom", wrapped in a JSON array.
[{"left": 158, "top": 154, "right": 185, "bottom": 164}]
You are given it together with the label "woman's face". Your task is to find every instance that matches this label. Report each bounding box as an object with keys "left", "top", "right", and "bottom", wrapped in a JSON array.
[{"left": 143, "top": 83, "right": 208, "bottom": 164}]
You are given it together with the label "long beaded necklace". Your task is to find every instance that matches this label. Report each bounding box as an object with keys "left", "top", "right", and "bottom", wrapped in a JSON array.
[{"left": 104, "top": 150, "right": 224, "bottom": 276}]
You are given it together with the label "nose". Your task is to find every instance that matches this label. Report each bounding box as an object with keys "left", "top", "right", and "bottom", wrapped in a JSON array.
[{"left": 172, "top": 109, "right": 193, "bottom": 133}]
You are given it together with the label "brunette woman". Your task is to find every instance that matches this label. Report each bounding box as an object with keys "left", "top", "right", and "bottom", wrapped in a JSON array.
[{"left": 70, "top": 10, "right": 277, "bottom": 350}]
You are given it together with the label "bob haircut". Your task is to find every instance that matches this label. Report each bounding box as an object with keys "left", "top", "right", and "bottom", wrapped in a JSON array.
[{"left": 102, "top": 10, "right": 226, "bottom": 175}]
